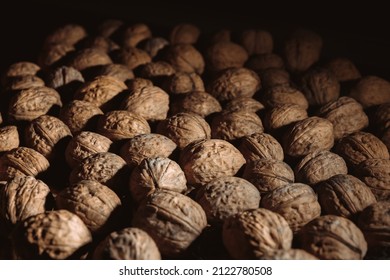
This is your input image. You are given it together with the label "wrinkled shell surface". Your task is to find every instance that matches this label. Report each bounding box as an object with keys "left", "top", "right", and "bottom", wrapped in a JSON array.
[
  {"left": 170, "top": 23, "right": 200, "bottom": 45},
  {"left": 97, "top": 64, "right": 134, "bottom": 82},
  {"left": 245, "top": 53, "right": 284, "bottom": 73},
  {"left": 260, "top": 68, "right": 290, "bottom": 89},
  {"left": 46, "top": 66, "right": 84, "bottom": 89},
  {"left": 97, "top": 19, "right": 123, "bottom": 38},
  {"left": 69, "top": 48, "right": 112, "bottom": 71},
  {"left": 3, "top": 61, "right": 40, "bottom": 81},
  {"left": 163, "top": 44, "right": 205, "bottom": 74},
  {"left": 122, "top": 23, "right": 152, "bottom": 48},
  {"left": 326, "top": 57, "right": 361, "bottom": 82},
  {"left": 239, "top": 132, "right": 284, "bottom": 162},
  {"left": 239, "top": 29, "right": 273, "bottom": 55},
  {"left": 6, "top": 75, "right": 45, "bottom": 91},
  {"left": 260, "top": 249, "right": 318, "bottom": 260},
  {"left": 264, "top": 104, "right": 308, "bottom": 132},
  {"left": 224, "top": 97, "right": 264, "bottom": 113},
  {"left": 137, "top": 61, "right": 176, "bottom": 79},
  {"left": 38, "top": 43, "right": 75, "bottom": 68},
  {"left": 373, "top": 103, "right": 390, "bottom": 134},
  {"left": 140, "top": 37, "right": 169, "bottom": 58},
  {"left": 206, "top": 41, "right": 248, "bottom": 73},
  {"left": 349, "top": 76, "right": 390, "bottom": 108},
  {"left": 0, "top": 126, "right": 19, "bottom": 152},
  {"left": 117, "top": 47, "right": 152, "bottom": 70},
  {"left": 44, "top": 24, "right": 87, "bottom": 47},
  {"left": 163, "top": 72, "right": 204, "bottom": 95},
  {"left": 262, "top": 85, "right": 309, "bottom": 110}
]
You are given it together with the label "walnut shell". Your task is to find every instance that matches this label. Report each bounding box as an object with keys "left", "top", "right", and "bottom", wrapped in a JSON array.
[
  {"left": 56, "top": 180, "right": 121, "bottom": 233},
  {"left": 2, "top": 61, "right": 40, "bottom": 83},
  {"left": 262, "top": 84, "right": 309, "bottom": 110},
  {"left": 261, "top": 183, "right": 321, "bottom": 232},
  {"left": 239, "top": 132, "right": 284, "bottom": 162},
  {"left": 326, "top": 57, "right": 361, "bottom": 82},
  {"left": 317, "top": 96, "right": 369, "bottom": 140},
  {"left": 122, "top": 23, "right": 152, "bottom": 48},
  {"left": 0, "top": 147, "right": 50, "bottom": 181},
  {"left": 316, "top": 174, "right": 377, "bottom": 219},
  {"left": 12, "top": 210, "right": 92, "bottom": 259},
  {"left": 92, "top": 227, "right": 161, "bottom": 260},
  {"left": 239, "top": 29, "right": 273, "bottom": 55},
  {"left": 96, "top": 110, "right": 151, "bottom": 141},
  {"left": 382, "top": 128, "right": 390, "bottom": 152},
  {"left": 222, "top": 208, "right": 293, "bottom": 259},
  {"left": 349, "top": 76, "right": 390, "bottom": 108},
  {"left": 373, "top": 103, "right": 390, "bottom": 134},
  {"left": 170, "top": 23, "right": 200, "bottom": 45},
  {"left": 157, "top": 113, "right": 211, "bottom": 149},
  {"left": 0, "top": 126, "right": 19, "bottom": 153},
  {"left": 260, "top": 249, "right": 318, "bottom": 260},
  {"left": 129, "top": 157, "right": 187, "bottom": 203},
  {"left": 97, "top": 19, "right": 123, "bottom": 38},
  {"left": 139, "top": 37, "right": 169, "bottom": 58},
  {"left": 224, "top": 97, "right": 264, "bottom": 113},
  {"left": 137, "top": 61, "right": 176, "bottom": 80},
  {"left": 207, "top": 67, "right": 260, "bottom": 102},
  {"left": 117, "top": 47, "right": 152, "bottom": 70},
  {"left": 245, "top": 53, "right": 284, "bottom": 73},
  {"left": 6, "top": 75, "right": 45, "bottom": 91},
  {"left": 180, "top": 139, "right": 245, "bottom": 186},
  {"left": 132, "top": 190, "right": 207, "bottom": 256},
  {"left": 355, "top": 159, "right": 390, "bottom": 201},
  {"left": 24, "top": 115, "right": 72, "bottom": 159},
  {"left": 38, "top": 43, "right": 75, "bottom": 68},
  {"left": 44, "top": 24, "right": 87, "bottom": 47},
  {"left": 69, "top": 48, "right": 112, "bottom": 71},
  {"left": 97, "top": 64, "right": 134, "bottom": 82},
  {"left": 263, "top": 104, "right": 308, "bottom": 132},
  {"left": 120, "top": 133, "right": 177, "bottom": 168},
  {"left": 206, "top": 41, "right": 248, "bottom": 73},
  {"left": 196, "top": 176, "right": 260, "bottom": 224},
  {"left": 46, "top": 66, "right": 84, "bottom": 90},
  {"left": 162, "top": 72, "right": 205, "bottom": 95},
  {"left": 295, "top": 150, "right": 348, "bottom": 186},
  {"left": 8, "top": 86, "right": 62, "bottom": 122},
  {"left": 300, "top": 215, "right": 367, "bottom": 260},
  {"left": 259, "top": 68, "right": 291, "bottom": 89},
  {"left": 283, "top": 116, "right": 334, "bottom": 158},
  {"left": 81, "top": 36, "right": 119, "bottom": 53},
  {"left": 163, "top": 44, "right": 205, "bottom": 74},
  {"left": 65, "top": 131, "right": 112, "bottom": 168},
  {"left": 243, "top": 159, "right": 294, "bottom": 194},
  {"left": 126, "top": 78, "right": 153, "bottom": 91},
  {"left": 211, "top": 29, "right": 231, "bottom": 43},
  {"left": 0, "top": 175, "right": 50, "bottom": 225}
]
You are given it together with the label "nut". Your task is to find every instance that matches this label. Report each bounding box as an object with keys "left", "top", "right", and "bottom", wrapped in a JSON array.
[
  {"left": 46, "top": 66, "right": 84, "bottom": 92},
  {"left": 162, "top": 72, "right": 204, "bottom": 95},
  {"left": 239, "top": 29, "right": 273, "bottom": 55},
  {"left": 169, "top": 23, "right": 200, "bottom": 45},
  {"left": 122, "top": 23, "right": 152, "bottom": 48},
  {"left": 2, "top": 61, "right": 40, "bottom": 84},
  {"left": 97, "top": 64, "right": 134, "bottom": 82},
  {"left": 44, "top": 24, "right": 87, "bottom": 47},
  {"left": 139, "top": 37, "right": 169, "bottom": 58},
  {"left": 0, "top": 126, "right": 19, "bottom": 153},
  {"left": 260, "top": 249, "right": 318, "bottom": 260},
  {"left": 238, "top": 132, "right": 284, "bottom": 162},
  {"left": 97, "top": 19, "right": 123, "bottom": 38},
  {"left": 38, "top": 43, "right": 75, "bottom": 68},
  {"left": 224, "top": 97, "right": 264, "bottom": 114},
  {"left": 81, "top": 36, "right": 119, "bottom": 53},
  {"left": 69, "top": 48, "right": 112, "bottom": 71},
  {"left": 373, "top": 103, "right": 390, "bottom": 135},
  {"left": 137, "top": 61, "right": 176, "bottom": 80},
  {"left": 163, "top": 44, "right": 205, "bottom": 74},
  {"left": 349, "top": 76, "right": 390, "bottom": 108},
  {"left": 326, "top": 57, "right": 361, "bottom": 82},
  {"left": 117, "top": 47, "right": 152, "bottom": 70},
  {"left": 262, "top": 84, "right": 309, "bottom": 109},
  {"left": 259, "top": 68, "right": 290, "bottom": 89},
  {"left": 263, "top": 104, "right": 308, "bottom": 132},
  {"left": 5, "top": 75, "right": 45, "bottom": 91},
  {"left": 206, "top": 41, "right": 248, "bottom": 73},
  {"left": 245, "top": 53, "right": 284, "bottom": 73}
]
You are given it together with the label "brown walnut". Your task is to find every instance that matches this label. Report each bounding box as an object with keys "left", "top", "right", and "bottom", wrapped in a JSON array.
[
  {"left": 162, "top": 72, "right": 204, "bottom": 95},
  {"left": 97, "top": 64, "right": 134, "bottom": 82},
  {"left": 117, "top": 47, "right": 152, "bottom": 70},
  {"left": 326, "top": 57, "right": 361, "bottom": 82},
  {"left": 122, "top": 23, "right": 152, "bottom": 48},
  {"left": 0, "top": 126, "right": 19, "bottom": 153},
  {"left": 169, "top": 23, "right": 200, "bottom": 45},
  {"left": 44, "top": 24, "right": 87, "bottom": 47},
  {"left": 69, "top": 48, "right": 112, "bottom": 71},
  {"left": 263, "top": 104, "right": 308, "bottom": 132},
  {"left": 349, "top": 76, "right": 390, "bottom": 108},
  {"left": 239, "top": 29, "right": 273, "bottom": 55},
  {"left": 238, "top": 132, "right": 284, "bottom": 162},
  {"left": 163, "top": 44, "right": 205, "bottom": 74},
  {"left": 206, "top": 41, "right": 248, "bottom": 73}
]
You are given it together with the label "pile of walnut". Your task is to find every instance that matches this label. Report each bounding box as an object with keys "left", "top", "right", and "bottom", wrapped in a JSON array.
[{"left": 0, "top": 21, "right": 389, "bottom": 260}]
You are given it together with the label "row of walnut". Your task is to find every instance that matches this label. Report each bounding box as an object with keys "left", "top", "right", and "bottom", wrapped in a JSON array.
[{"left": 0, "top": 20, "right": 389, "bottom": 260}]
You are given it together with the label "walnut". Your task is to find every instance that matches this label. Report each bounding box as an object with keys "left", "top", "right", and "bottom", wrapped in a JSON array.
[
  {"left": 301, "top": 67, "right": 340, "bottom": 106},
  {"left": 239, "top": 29, "right": 273, "bottom": 55},
  {"left": 259, "top": 68, "right": 291, "bottom": 89},
  {"left": 355, "top": 159, "right": 390, "bottom": 201},
  {"left": 126, "top": 78, "right": 153, "bottom": 92},
  {"left": 316, "top": 174, "right": 376, "bottom": 219},
  {"left": 5, "top": 75, "right": 45, "bottom": 91},
  {"left": 38, "top": 43, "right": 75, "bottom": 68},
  {"left": 97, "top": 19, "right": 123, "bottom": 38},
  {"left": 46, "top": 66, "right": 84, "bottom": 92},
  {"left": 163, "top": 44, "right": 205, "bottom": 74},
  {"left": 222, "top": 208, "right": 293, "bottom": 259},
  {"left": 121, "top": 85, "right": 169, "bottom": 121},
  {"left": 97, "top": 64, "right": 134, "bottom": 82},
  {"left": 129, "top": 157, "right": 187, "bottom": 203},
  {"left": 349, "top": 76, "right": 390, "bottom": 108},
  {"left": 138, "top": 37, "right": 169, "bottom": 58},
  {"left": 211, "top": 111, "right": 264, "bottom": 141},
  {"left": 81, "top": 36, "right": 119, "bottom": 53},
  {"left": 196, "top": 176, "right": 260, "bottom": 224},
  {"left": 206, "top": 41, "right": 248, "bottom": 73},
  {"left": 382, "top": 128, "right": 390, "bottom": 152},
  {"left": 56, "top": 180, "right": 121, "bottom": 234},
  {"left": 8, "top": 86, "right": 62, "bottom": 122},
  {"left": 117, "top": 47, "right": 152, "bottom": 70},
  {"left": 157, "top": 113, "right": 211, "bottom": 149},
  {"left": 170, "top": 23, "right": 200, "bottom": 45},
  {"left": 132, "top": 190, "right": 207, "bottom": 256},
  {"left": 239, "top": 132, "right": 284, "bottom": 162},
  {"left": 96, "top": 110, "right": 151, "bottom": 141},
  {"left": 122, "top": 23, "right": 152, "bottom": 48},
  {"left": 262, "top": 84, "right": 309, "bottom": 109},
  {"left": 263, "top": 104, "right": 308, "bottom": 133},
  {"left": 211, "top": 29, "right": 231, "bottom": 43},
  {"left": 162, "top": 72, "right": 205, "bottom": 95},
  {"left": 180, "top": 139, "right": 245, "bottom": 186},
  {"left": 242, "top": 159, "right": 294, "bottom": 194},
  {"left": 326, "top": 57, "right": 361, "bottom": 82},
  {"left": 260, "top": 249, "right": 318, "bottom": 260},
  {"left": 12, "top": 210, "right": 92, "bottom": 259},
  {"left": 74, "top": 75, "right": 127, "bottom": 110},
  {"left": 245, "top": 53, "right": 284, "bottom": 73},
  {"left": 283, "top": 116, "right": 334, "bottom": 158},
  {"left": 120, "top": 134, "right": 177, "bottom": 168},
  {"left": 59, "top": 100, "right": 103, "bottom": 134},
  {"left": 295, "top": 150, "right": 348, "bottom": 186},
  {"left": 224, "top": 97, "right": 264, "bottom": 113},
  {"left": 65, "top": 131, "right": 112, "bottom": 168},
  {"left": 207, "top": 67, "right": 260, "bottom": 102},
  {"left": 0, "top": 126, "right": 19, "bottom": 153},
  {"left": 137, "top": 61, "right": 176, "bottom": 80},
  {"left": 2, "top": 61, "right": 40, "bottom": 83},
  {"left": 300, "top": 215, "right": 367, "bottom": 259},
  {"left": 261, "top": 183, "right": 321, "bottom": 232},
  {"left": 0, "top": 147, "right": 49, "bottom": 181},
  {"left": 24, "top": 115, "right": 72, "bottom": 159},
  {"left": 284, "top": 29, "right": 322, "bottom": 73},
  {"left": 44, "top": 24, "right": 87, "bottom": 47},
  {"left": 92, "top": 227, "right": 161, "bottom": 260},
  {"left": 373, "top": 103, "right": 390, "bottom": 135},
  {"left": 69, "top": 48, "right": 113, "bottom": 71},
  {"left": 317, "top": 96, "right": 369, "bottom": 140}
]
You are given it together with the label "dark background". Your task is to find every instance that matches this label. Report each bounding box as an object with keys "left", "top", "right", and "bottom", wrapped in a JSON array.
[{"left": 1, "top": 0, "right": 389, "bottom": 79}]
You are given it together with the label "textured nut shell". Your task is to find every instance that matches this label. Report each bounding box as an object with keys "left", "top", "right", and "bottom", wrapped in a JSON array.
[
  {"left": 0, "top": 147, "right": 50, "bottom": 181},
  {"left": 180, "top": 139, "right": 245, "bottom": 186},
  {"left": 74, "top": 75, "right": 127, "bottom": 109},
  {"left": 211, "top": 111, "right": 263, "bottom": 141},
  {"left": 65, "top": 131, "right": 112, "bottom": 168},
  {"left": 349, "top": 76, "right": 390, "bottom": 108},
  {"left": 138, "top": 61, "right": 176, "bottom": 79},
  {"left": 13, "top": 210, "right": 92, "bottom": 259},
  {"left": 374, "top": 103, "right": 390, "bottom": 134},
  {"left": 300, "top": 215, "right": 367, "bottom": 260},
  {"left": 129, "top": 157, "right": 187, "bottom": 203},
  {"left": 335, "top": 132, "right": 389, "bottom": 168},
  {"left": 326, "top": 57, "right": 361, "bottom": 82},
  {"left": 56, "top": 180, "right": 121, "bottom": 233},
  {"left": 132, "top": 190, "right": 207, "bottom": 256},
  {"left": 44, "top": 24, "right": 87, "bottom": 47},
  {"left": 222, "top": 208, "right": 293, "bottom": 259},
  {"left": 260, "top": 68, "right": 291, "bottom": 89},
  {"left": 224, "top": 97, "right": 264, "bottom": 113},
  {"left": 117, "top": 47, "right": 152, "bottom": 70},
  {"left": 0, "top": 176, "right": 50, "bottom": 225},
  {"left": 126, "top": 78, "right": 153, "bottom": 92},
  {"left": 3, "top": 61, "right": 40, "bottom": 80},
  {"left": 122, "top": 23, "right": 152, "bottom": 48},
  {"left": 46, "top": 66, "right": 84, "bottom": 89},
  {"left": 97, "top": 19, "right": 123, "bottom": 38},
  {"left": 295, "top": 150, "right": 348, "bottom": 185},
  {"left": 0, "top": 126, "right": 19, "bottom": 152},
  {"left": 170, "top": 23, "right": 200, "bottom": 44},
  {"left": 206, "top": 41, "right": 248, "bottom": 72},
  {"left": 38, "top": 43, "right": 75, "bottom": 68},
  {"left": 157, "top": 113, "right": 211, "bottom": 149},
  {"left": 355, "top": 159, "right": 390, "bottom": 201},
  {"left": 264, "top": 104, "right": 308, "bottom": 132},
  {"left": 317, "top": 174, "right": 377, "bottom": 218},
  {"left": 140, "top": 37, "right": 169, "bottom": 58},
  {"left": 243, "top": 159, "right": 294, "bottom": 194},
  {"left": 120, "top": 134, "right": 177, "bottom": 168},
  {"left": 207, "top": 67, "right": 260, "bottom": 102},
  {"left": 239, "top": 132, "right": 284, "bottom": 162},
  {"left": 24, "top": 115, "right": 72, "bottom": 159},
  {"left": 121, "top": 86, "right": 169, "bottom": 121},
  {"left": 6, "top": 75, "right": 45, "bottom": 91},
  {"left": 382, "top": 128, "right": 390, "bottom": 152},
  {"left": 245, "top": 53, "right": 284, "bottom": 73},
  {"left": 97, "top": 110, "right": 151, "bottom": 141},
  {"left": 163, "top": 44, "right": 205, "bottom": 74},
  {"left": 69, "top": 48, "right": 112, "bottom": 71},
  {"left": 196, "top": 176, "right": 260, "bottom": 224},
  {"left": 92, "top": 227, "right": 161, "bottom": 260},
  {"left": 82, "top": 36, "right": 119, "bottom": 53},
  {"left": 260, "top": 249, "right": 318, "bottom": 260},
  {"left": 263, "top": 85, "right": 309, "bottom": 110},
  {"left": 261, "top": 183, "right": 321, "bottom": 232},
  {"left": 8, "top": 86, "right": 62, "bottom": 122},
  {"left": 163, "top": 72, "right": 204, "bottom": 95},
  {"left": 59, "top": 100, "right": 103, "bottom": 134},
  {"left": 318, "top": 96, "right": 369, "bottom": 140},
  {"left": 239, "top": 29, "right": 273, "bottom": 55},
  {"left": 283, "top": 117, "right": 334, "bottom": 158},
  {"left": 97, "top": 64, "right": 134, "bottom": 82}
]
